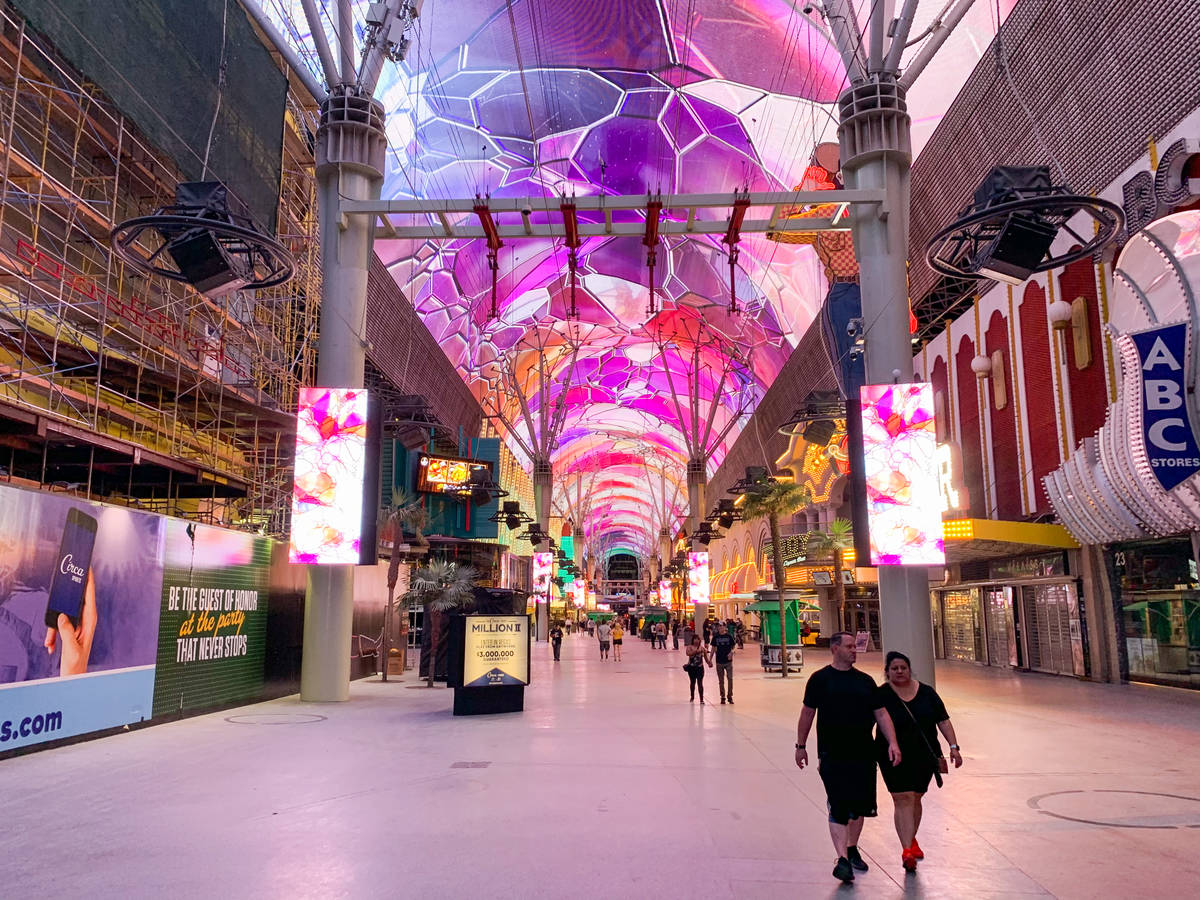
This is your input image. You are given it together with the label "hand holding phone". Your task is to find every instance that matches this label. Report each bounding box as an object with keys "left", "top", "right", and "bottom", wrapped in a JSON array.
[{"left": 44, "top": 569, "right": 97, "bottom": 675}]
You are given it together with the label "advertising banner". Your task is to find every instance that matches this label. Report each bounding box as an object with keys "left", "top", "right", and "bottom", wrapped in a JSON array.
[
  {"left": 860, "top": 383, "right": 945, "bottom": 566},
  {"left": 1129, "top": 322, "right": 1200, "bottom": 491},
  {"left": 152, "top": 521, "right": 271, "bottom": 717},
  {"left": 688, "top": 552, "right": 710, "bottom": 605},
  {"left": 658, "top": 579, "right": 672, "bottom": 607},
  {"left": 290, "top": 387, "right": 369, "bottom": 564},
  {"left": 532, "top": 552, "right": 553, "bottom": 598},
  {"left": 0, "top": 484, "right": 164, "bottom": 750},
  {"left": 462, "top": 615, "right": 529, "bottom": 687}
]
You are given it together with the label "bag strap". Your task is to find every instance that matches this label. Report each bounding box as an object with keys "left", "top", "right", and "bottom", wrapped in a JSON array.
[{"left": 895, "top": 690, "right": 942, "bottom": 763}]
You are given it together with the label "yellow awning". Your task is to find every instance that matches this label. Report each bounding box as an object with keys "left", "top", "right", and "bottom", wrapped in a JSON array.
[{"left": 941, "top": 518, "right": 1078, "bottom": 562}]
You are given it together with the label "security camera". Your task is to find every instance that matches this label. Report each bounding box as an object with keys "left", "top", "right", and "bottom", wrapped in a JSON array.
[
  {"left": 521, "top": 206, "right": 533, "bottom": 217},
  {"left": 803, "top": 4, "right": 814, "bottom": 13}
]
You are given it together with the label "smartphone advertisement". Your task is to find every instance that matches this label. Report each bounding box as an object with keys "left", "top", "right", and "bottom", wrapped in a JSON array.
[
  {"left": 0, "top": 484, "right": 165, "bottom": 750},
  {"left": 0, "top": 482, "right": 276, "bottom": 751}
]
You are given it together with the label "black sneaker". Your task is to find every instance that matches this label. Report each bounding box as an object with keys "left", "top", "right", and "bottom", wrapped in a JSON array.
[
  {"left": 727, "top": 698, "right": 734, "bottom": 704},
  {"left": 720, "top": 697, "right": 726, "bottom": 704},
  {"left": 832, "top": 857, "right": 855, "bottom": 883},
  {"left": 847, "top": 846, "right": 869, "bottom": 873}
]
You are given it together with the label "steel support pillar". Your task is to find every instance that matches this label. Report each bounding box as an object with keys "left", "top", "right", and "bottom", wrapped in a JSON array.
[
  {"left": 839, "top": 79, "right": 936, "bottom": 687},
  {"left": 301, "top": 89, "right": 387, "bottom": 701},
  {"left": 533, "top": 457, "right": 552, "bottom": 641}
]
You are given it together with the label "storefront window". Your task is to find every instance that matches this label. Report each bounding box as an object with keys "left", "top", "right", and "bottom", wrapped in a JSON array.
[
  {"left": 941, "top": 589, "right": 983, "bottom": 662},
  {"left": 1115, "top": 538, "right": 1200, "bottom": 688}
]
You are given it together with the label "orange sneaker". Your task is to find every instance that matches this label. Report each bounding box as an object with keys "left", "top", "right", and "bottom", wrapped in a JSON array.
[
  {"left": 910, "top": 839, "right": 924, "bottom": 860},
  {"left": 902, "top": 847, "right": 917, "bottom": 872}
]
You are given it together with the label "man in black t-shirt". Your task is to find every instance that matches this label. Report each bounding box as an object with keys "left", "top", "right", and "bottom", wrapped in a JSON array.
[
  {"left": 710, "top": 622, "right": 736, "bottom": 704},
  {"left": 549, "top": 624, "right": 563, "bottom": 661},
  {"left": 794, "top": 632, "right": 901, "bottom": 884}
]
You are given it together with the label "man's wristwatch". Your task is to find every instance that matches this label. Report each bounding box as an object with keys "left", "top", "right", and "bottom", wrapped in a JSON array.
[
  {"left": 795, "top": 743, "right": 806, "bottom": 750},
  {"left": 949, "top": 744, "right": 960, "bottom": 750}
]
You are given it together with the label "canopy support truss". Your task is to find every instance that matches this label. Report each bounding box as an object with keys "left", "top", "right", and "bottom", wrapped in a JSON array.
[{"left": 338, "top": 189, "right": 885, "bottom": 240}]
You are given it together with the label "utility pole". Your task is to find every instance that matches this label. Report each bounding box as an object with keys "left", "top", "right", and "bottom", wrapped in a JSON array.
[
  {"left": 825, "top": 0, "right": 973, "bottom": 687},
  {"left": 298, "top": 0, "right": 419, "bottom": 701}
]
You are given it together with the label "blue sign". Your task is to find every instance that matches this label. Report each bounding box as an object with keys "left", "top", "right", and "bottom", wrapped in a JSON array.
[{"left": 1131, "top": 322, "right": 1200, "bottom": 491}]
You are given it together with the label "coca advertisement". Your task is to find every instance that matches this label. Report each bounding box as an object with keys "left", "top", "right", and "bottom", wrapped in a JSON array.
[
  {"left": 0, "top": 482, "right": 274, "bottom": 751},
  {"left": 0, "top": 484, "right": 164, "bottom": 750}
]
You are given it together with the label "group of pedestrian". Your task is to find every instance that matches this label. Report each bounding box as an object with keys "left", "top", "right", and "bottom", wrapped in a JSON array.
[
  {"left": 796, "top": 633, "right": 963, "bottom": 883},
  {"left": 681, "top": 620, "right": 739, "bottom": 704}
]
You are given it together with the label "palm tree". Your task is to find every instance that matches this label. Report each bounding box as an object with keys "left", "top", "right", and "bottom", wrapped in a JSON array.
[
  {"left": 740, "top": 478, "right": 812, "bottom": 677},
  {"left": 808, "top": 518, "right": 855, "bottom": 636},
  {"left": 380, "top": 490, "right": 429, "bottom": 680},
  {"left": 402, "top": 559, "right": 478, "bottom": 687}
]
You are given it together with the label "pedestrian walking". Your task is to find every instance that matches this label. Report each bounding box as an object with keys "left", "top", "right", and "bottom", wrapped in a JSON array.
[
  {"left": 611, "top": 620, "right": 624, "bottom": 661},
  {"left": 672, "top": 620, "right": 680, "bottom": 650},
  {"left": 655, "top": 621, "right": 666, "bottom": 648},
  {"left": 710, "top": 621, "right": 736, "bottom": 704},
  {"left": 683, "top": 635, "right": 712, "bottom": 703},
  {"left": 876, "top": 651, "right": 963, "bottom": 871},
  {"left": 550, "top": 623, "right": 563, "bottom": 661},
  {"left": 793, "top": 632, "right": 902, "bottom": 885},
  {"left": 596, "top": 619, "right": 612, "bottom": 660}
]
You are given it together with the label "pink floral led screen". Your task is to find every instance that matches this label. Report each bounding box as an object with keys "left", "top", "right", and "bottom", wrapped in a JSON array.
[
  {"left": 688, "top": 551, "right": 710, "bottom": 605},
  {"left": 859, "top": 384, "right": 945, "bottom": 566},
  {"left": 290, "top": 388, "right": 369, "bottom": 565}
]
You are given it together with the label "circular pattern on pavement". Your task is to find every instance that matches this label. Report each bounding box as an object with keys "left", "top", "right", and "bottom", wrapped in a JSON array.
[
  {"left": 1029, "top": 790, "right": 1200, "bottom": 829},
  {"left": 224, "top": 713, "right": 327, "bottom": 725}
]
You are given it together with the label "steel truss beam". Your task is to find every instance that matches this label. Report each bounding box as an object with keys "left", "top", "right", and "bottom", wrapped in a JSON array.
[{"left": 341, "top": 189, "right": 886, "bottom": 241}]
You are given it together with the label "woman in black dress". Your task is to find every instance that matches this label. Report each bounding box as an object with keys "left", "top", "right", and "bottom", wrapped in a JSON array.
[
  {"left": 875, "top": 651, "right": 963, "bottom": 871},
  {"left": 684, "top": 635, "right": 712, "bottom": 703}
]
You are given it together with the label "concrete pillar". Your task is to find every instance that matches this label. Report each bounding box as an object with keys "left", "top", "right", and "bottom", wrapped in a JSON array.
[
  {"left": 840, "top": 79, "right": 937, "bottom": 687},
  {"left": 301, "top": 89, "right": 386, "bottom": 702}
]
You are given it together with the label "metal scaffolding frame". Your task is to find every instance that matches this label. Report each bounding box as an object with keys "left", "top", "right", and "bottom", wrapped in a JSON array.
[{"left": 0, "top": 6, "right": 320, "bottom": 537}]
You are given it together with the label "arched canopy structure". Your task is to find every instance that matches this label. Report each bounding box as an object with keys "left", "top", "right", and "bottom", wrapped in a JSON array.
[{"left": 267, "top": 0, "right": 1015, "bottom": 553}]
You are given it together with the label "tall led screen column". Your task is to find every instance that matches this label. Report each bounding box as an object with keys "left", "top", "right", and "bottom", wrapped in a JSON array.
[
  {"left": 290, "top": 387, "right": 369, "bottom": 564},
  {"left": 688, "top": 552, "right": 710, "bottom": 605},
  {"left": 532, "top": 552, "right": 554, "bottom": 600},
  {"left": 859, "top": 383, "right": 945, "bottom": 566},
  {"left": 658, "top": 579, "right": 672, "bottom": 607}
]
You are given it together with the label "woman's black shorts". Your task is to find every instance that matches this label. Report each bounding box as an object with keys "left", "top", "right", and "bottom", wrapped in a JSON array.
[
  {"left": 879, "top": 752, "right": 935, "bottom": 794},
  {"left": 818, "top": 758, "right": 878, "bottom": 825},
  {"left": 612, "top": 638, "right": 622, "bottom": 645}
]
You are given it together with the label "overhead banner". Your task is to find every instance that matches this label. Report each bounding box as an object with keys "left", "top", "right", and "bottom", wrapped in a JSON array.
[
  {"left": 462, "top": 616, "right": 530, "bottom": 687},
  {"left": 860, "top": 383, "right": 945, "bottom": 566},
  {"left": 0, "top": 485, "right": 164, "bottom": 750},
  {"left": 1130, "top": 322, "right": 1200, "bottom": 491}
]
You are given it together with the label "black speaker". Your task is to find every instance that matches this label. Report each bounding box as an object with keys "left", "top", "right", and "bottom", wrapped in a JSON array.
[
  {"left": 166, "top": 228, "right": 250, "bottom": 298},
  {"left": 801, "top": 419, "right": 836, "bottom": 446},
  {"left": 974, "top": 215, "right": 1057, "bottom": 285}
]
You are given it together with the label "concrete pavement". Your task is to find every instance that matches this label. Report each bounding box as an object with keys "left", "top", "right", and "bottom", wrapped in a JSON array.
[{"left": 2, "top": 630, "right": 1199, "bottom": 899}]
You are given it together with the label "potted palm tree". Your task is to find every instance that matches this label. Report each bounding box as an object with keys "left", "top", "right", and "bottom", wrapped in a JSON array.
[
  {"left": 740, "top": 476, "right": 812, "bottom": 677},
  {"left": 807, "top": 518, "right": 855, "bottom": 640},
  {"left": 381, "top": 490, "right": 429, "bottom": 680},
  {"left": 402, "top": 559, "right": 478, "bottom": 687}
]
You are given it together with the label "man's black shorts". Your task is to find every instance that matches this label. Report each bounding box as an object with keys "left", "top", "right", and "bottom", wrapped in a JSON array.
[{"left": 818, "top": 758, "right": 878, "bottom": 825}]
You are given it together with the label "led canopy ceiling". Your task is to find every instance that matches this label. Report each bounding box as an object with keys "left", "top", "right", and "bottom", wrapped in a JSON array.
[{"left": 268, "top": 0, "right": 1016, "bottom": 553}]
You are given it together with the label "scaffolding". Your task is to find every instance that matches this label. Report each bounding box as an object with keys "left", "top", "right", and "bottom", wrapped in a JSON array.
[{"left": 0, "top": 5, "right": 320, "bottom": 537}]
